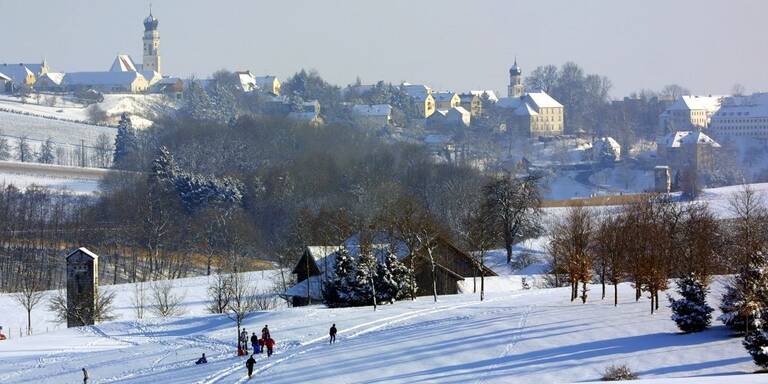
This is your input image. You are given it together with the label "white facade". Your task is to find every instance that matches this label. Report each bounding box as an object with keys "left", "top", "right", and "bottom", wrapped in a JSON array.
[
  {"left": 659, "top": 95, "right": 724, "bottom": 133},
  {"left": 709, "top": 93, "right": 768, "bottom": 139}
]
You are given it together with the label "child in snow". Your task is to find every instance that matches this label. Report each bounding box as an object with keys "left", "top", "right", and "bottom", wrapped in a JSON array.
[
  {"left": 195, "top": 353, "right": 208, "bottom": 365},
  {"left": 329, "top": 324, "right": 337, "bottom": 344},
  {"left": 261, "top": 325, "right": 270, "bottom": 340},
  {"left": 240, "top": 329, "right": 249, "bottom": 353},
  {"left": 251, "top": 332, "right": 260, "bottom": 354},
  {"left": 265, "top": 337, "right": 275, "bottom": 357},
  {"left": 82, "top": 368, "right": 89, "bottom": 384},
  {"left": 246, "top": 354, "right": 256, "bottom": 378},
  {"left": 258, "top": 337, "right": 265, "bottom": 354}
]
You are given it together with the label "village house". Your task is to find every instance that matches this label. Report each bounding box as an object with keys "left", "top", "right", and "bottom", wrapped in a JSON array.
[
  {"left": 432, "top": 91, "right": 461, "bottom": 110},
  {"left": 402, "top": 83, "right": 436, "bottom": 118},
  {"left": 446, "top": 106, "right": 471, "bottom": 127},
  {"left": 658, "top": 95, "right": 723, "bottom": 134},
  {"left": 33, "top": 72, "right": 65, "bottom": 91},
  {"left": 286, "top": 232, "right": 496, "bottom": 306},
  {"left": 151, "top": 77, "right": 184, "bottom": 99},
  {"left": 459, "top": 90, "right": 498, "bottom": 117},
  {"left": 351, "top": 104, "right": 393, "bottom": 129},
  {"left": 0, "top": 72, "right": 10, "bottom": 93},
  {"left": 254, "top": 75, "right": 281, "bottom": 96},
  {"left": 0, "top": 63, "right": 42, "bottom": 88},
  {"left": 657, "top": 130, "right": 720, "bottom": 175}
]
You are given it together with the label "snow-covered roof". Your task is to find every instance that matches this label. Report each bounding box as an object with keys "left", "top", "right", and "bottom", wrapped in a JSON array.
[
  {"left": 432, "top": 92, "right": 457, "bottom": 103},
  {"left": 0, "top": 64, "right": 34, "bottom": 83},
  {"left": 140, "top": 71, "right": 162, "bottom": 86},
  {"left": 237, "top": 71, "right": 256, "bottom": 91},
  {"left": 593, "top": 137, "right": 621, "bottom": 150},
  {"left": 352, "top": 104, "right": 392, "bottom": 117},
  {"left": 660, "top": 131, "right": 720, "bottom": 148},
  {"left": 254, "top": 75, "right": 278, "bottom": 88},
  {"left": 712, "top": 93, "right": 768, "bottom": 119},
  {"left": 402, "top": 83, "right": 431, "bottom": 99},
  {"left": 63, "top": 71, "right": 146, "bottom": 86},
  {"left": 38, "top": 72, "right": 64, "bottom": 85},
  {"left": 513, "top": 103, "right": 539, "bottom": 116},
  {"left": 495, "top": 97, "right": 523, "bottom": 109},
  {"left": 525, "top": 91, "right": 563, "bottom": 109},
  {"left": 285, "top": 275, "right": 324, "bottom": 300},
  {"left": 470, "top": 90, "right": 499, "bottom": 102},
  {"left": 663, "top": 95, "right": 724, "bottom": 114},
  {"left": 66, "top": 247, "right": 99, "bottom": 260},
  {"left": 0, "top": 72, "right": 12, "bottom": 81},
  {"left": 447, "top": 106, "right": 470, "bottom": 117},
  {"left": 306, "top": 246, "right": 342, "bottom": 262},
  {"left": 109, "top": 55, "right": 139, "bottom": 72}
]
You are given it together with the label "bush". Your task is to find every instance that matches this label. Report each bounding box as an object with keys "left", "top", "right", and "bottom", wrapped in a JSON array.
[{"left": 601, "top": 364, "right": 637, "bottom": 381}]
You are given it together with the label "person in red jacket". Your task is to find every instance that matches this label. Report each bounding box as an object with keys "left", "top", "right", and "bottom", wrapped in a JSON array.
[{"left": 265, "top": 337, "right": 275, "bottom": 357}]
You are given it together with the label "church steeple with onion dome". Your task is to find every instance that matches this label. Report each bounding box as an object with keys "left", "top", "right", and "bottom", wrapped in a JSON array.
[
  {"left": 508, "top": 57, "right": 524, "bottom": 98},
  {"left": 142, "top": 5, "right": 161, "bottom": 73}
]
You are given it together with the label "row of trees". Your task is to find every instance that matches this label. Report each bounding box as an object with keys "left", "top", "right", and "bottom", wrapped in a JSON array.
[
  {"left": 548, "top": 195, "right": 724, "bottom": 312},
  {"left": 0, "top": 132, "right": 112, "bottom": 168}
]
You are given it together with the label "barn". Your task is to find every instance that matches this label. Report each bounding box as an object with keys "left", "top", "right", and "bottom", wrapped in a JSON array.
[{"left": 286, "top": 232, "right": 496, "bottom": 306}]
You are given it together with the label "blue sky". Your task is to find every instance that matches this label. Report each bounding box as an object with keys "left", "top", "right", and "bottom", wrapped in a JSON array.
[{"left": 2, "top": 0, "right": 766, "bottom": 97}]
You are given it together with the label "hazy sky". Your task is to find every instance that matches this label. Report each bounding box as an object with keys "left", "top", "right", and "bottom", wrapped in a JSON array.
[{"left": 2, "top": 0, "right": 767, "bottom": 97}]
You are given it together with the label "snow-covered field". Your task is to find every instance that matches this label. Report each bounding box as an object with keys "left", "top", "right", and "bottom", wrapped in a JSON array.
[
  {"left": 0, "top": 161, "right": 108, "bottom": 194},
  {"left": 0, "top": 268, "right": 764, "bottom": 383}
]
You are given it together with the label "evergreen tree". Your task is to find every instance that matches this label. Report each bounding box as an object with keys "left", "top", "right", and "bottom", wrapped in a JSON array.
[
  {"left": 151, "top": 146, "right": 178, "bottom": 183},
  {"left": 0, "top": 135, "right": 11, "bottom": 161},
  {"left": 668, "top": 274, "right": 713, "bottom": 333},
  {"left": 16, "top": 136, "right": 32, "bottom": 162},
  {"left": 113, "top": 113, "right": 138, "bottom": 168},
  {"left": 323, "top": 247, "right": 358, "bottom": 307},
  {"left": 38, "top": 138, "right": 55, "bottom": 164},
  {"left": 386, "top": 252, "right": 415, "bottom": 300},
  {"left": 720, "top": 251, "right": 768, "bottom": 334},
  {"left": 354, "top": 249, "right": 378, "bottom": 308},
  {"left": 744, "top": 317, "right": 768, "bottom": 369}
]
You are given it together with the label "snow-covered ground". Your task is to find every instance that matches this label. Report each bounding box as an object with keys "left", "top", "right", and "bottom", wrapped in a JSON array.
[
  {"left": 0, "top": 268, "right": 764, "bottom": 383},
  {"left": 0, "top": 161, "right": 108, "bottom": 194},
  {"left": 0, "top": 93, "right": 174, "bottom": 129}
]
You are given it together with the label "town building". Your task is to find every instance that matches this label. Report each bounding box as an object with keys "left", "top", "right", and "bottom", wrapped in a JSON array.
[
  {"left": 62, "top": 71, "right": 149, "bottom": 93},
  {"left": 446, "top": 106, "right": 471, "bottom": 127},
  {"left": 432, "top": 91, "right": 460, "bottom": 110},
  {"left": 0, "top": 72, "right": 10, "bottom": 92},
  {"left": 657, "top": 130, "right": 720, "bottom": 174},
  {"left": 254, "top": 75, "right": 281, "bottom": 96},
  {"left": 709, "top": 93, "right": 768, "bottom": 139},
  {"left": 496, "top": 60, "right": 564, "bottom": 137},
  {"left": 402, "top": 83, "right": 436, "bottom": 118},
  {"left": 459, "top": 90, "right": 498, "bottom": 117},
  {"left": 0, "top": 62, "right": 48, "bottom": 88},
  {"left": 351, "top": 104, "right": 393, "bottom": 129},
  {"left": 590, "top": 137, "right": 621, "bottom": 162},
  {"left": 286, "top": 232, "right": 496, "bottom": 306},
  {"left": 497, "top": 91, "right": 564, "bottom": 137},
  {"left": 658, "top": 95, "right": 723, "bottom": 134}
]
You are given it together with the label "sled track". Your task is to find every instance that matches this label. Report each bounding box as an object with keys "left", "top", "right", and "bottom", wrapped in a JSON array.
[
  {"left": 199, "top": 299, "right": 501, "bottom": 384},
  {"left": 474, "top": 304, "right": 534, "bottom": 384}
]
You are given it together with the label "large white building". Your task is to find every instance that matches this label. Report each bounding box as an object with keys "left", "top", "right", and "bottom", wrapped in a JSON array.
[
  {"left": 658, "top": 95, "right": 724, "bottom": 133},
  {"left": 709, "top": 93, "right": 768, "bottom": 139},
  {"left": 496, "top": 60, "right": 564, "bottom": 137}
]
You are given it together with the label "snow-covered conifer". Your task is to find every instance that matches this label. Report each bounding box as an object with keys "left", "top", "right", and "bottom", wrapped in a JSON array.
[
  {"left": 113, "top": 113, "right": 138, "bottom": 168},
  {"left": 323, "top": 247, "right": 358, "bottom": 307},
  {"left": 668, "top": 274, "right": 713, "bottom": 333},
  {"left": 744, "top": 319, "right": 768, "bottom": 369},
  {"left": 719, "top": 251, "right": 768, "bottom": 334},
  {"left": 0, "top": 135, "right": 10, "bottom": 161},
  {"left": 37, "top": 138, "right": 55, "bottom": 164}
]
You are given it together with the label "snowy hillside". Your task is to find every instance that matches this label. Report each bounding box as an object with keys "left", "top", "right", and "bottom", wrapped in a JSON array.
[
  {"left": 0, "top": 94, "right": 174, "bottom": 129},
  {"left": 0, "top": 271, "right": 763, "bottom": 383}
]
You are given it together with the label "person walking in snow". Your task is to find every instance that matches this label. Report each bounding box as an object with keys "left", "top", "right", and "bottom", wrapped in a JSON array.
[
  {"left": 329, "top": 324, "right": 337, "bottom": 344},
  {"left": 195, "top": 353, "right": 208, "bottom": 365},
  {"left": 265, "top": 337, "right": 275, "bottom": 357},
  {"left": 82, "top": 368, "right": 89, "bottom": 384},
  {"left": 245, "top": 354, "right": 256, "bottom": 378},
  {"left": 261, "top": 325, "right": 270, "bottom": 340},
  {"left": 251, "top": 332, "right": 260, "bottom": 354},
  {"left": 240, "top": 329, "right": 249, "bottom": 353}
]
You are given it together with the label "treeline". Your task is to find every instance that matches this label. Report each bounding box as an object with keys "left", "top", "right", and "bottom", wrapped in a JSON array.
[{"left": 547, "top": 195, "right": 724, "bottom": 312}]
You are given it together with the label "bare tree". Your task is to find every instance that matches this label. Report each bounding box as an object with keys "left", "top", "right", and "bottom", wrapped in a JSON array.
[
  {"left": 482, "top": 175, "right": 542, "bottom": 264},
  {"left": 463, "top": 207, "right": 498, "bottom": 301},
  {"left": 226, "top": 273, "right": 259, "bottom": 349},
  {"left": 48, "top": 287, "right": 118, "bottom": 325},
  {"left": 11, "top": 265, "right": 46, "bottom": 335},
  {"left": 131, "top": 281, "right": 147, "bottom": 319},
  {"left": 149, "top": 280, "right": 186, "bottom": 317},
  {"left": 207, "top": 272, "right": 233, "bottom": 314},
  {"left": 548, "top": 205, "right": 594, "bottom": 303}
]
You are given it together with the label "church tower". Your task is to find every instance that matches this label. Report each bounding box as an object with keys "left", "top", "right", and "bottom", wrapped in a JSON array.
[
  {"left": 142, "top": 8, "right": 161, "bottom": 73},
  {"left": 508, "top": 59, "right": 524, "bottom": 98}
]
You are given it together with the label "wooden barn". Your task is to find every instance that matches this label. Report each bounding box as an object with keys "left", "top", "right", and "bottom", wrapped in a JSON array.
[{"left": 286, "top": 233, "right": 496, "bottom": 306}]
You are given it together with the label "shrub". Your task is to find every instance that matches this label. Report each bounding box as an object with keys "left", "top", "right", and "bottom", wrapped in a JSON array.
[{"left": 601, "top": 364, "right": 638, "bottom": 381}]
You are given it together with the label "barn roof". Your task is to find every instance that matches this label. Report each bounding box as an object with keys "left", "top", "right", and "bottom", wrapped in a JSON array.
[{"left": 66, "top": 247, "right": 98, "bottom": 260}]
